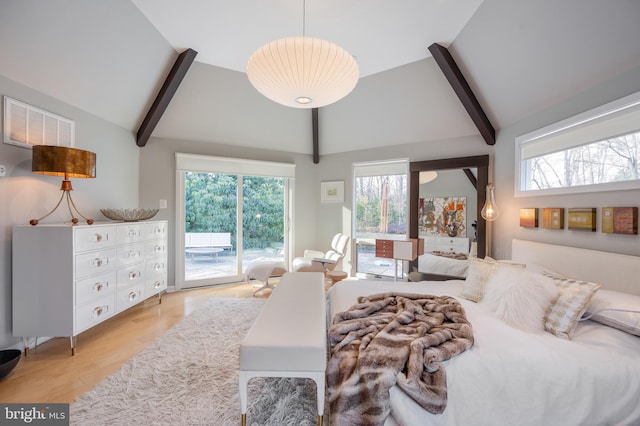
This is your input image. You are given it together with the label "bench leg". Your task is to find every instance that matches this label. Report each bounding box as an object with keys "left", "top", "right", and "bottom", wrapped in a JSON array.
[
  {"left": 239, "top": 371, "right": 248, "bottom": 424},
  {"left": 311, "top": 372, "right": 325, "bottom": 424}
]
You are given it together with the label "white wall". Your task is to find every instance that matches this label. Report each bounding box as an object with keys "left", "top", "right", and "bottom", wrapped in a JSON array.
[
  {"left": 492, "top": 65, "right": 640, "bottom": 260},
  {"left": 0, "top": 74, "right": 140, "bottom": 349}
]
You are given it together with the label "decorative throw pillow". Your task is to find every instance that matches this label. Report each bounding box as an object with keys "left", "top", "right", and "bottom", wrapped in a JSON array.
[
  {"left": 542, "top": 275, "right": 601, "bottom": 339},
  {"left": 459, "top": 257, "right": 526, "bottom": 302},
  {"left": 583, "top": 289, "right": 640, "bottom": 336},
  {"left": 483, "top": 268, "right": 558, "bottom": 333}
]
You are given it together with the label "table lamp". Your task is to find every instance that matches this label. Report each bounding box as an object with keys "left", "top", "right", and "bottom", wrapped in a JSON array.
[{"left": 30, "top": 145, "right": 96, "bottom": 225}]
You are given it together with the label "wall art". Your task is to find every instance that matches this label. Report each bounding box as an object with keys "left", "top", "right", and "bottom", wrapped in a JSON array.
[
  {"left": 519, "top": 208, "right": 538, "bottom": 228},
  {"left": 568, "top": 208, "right": 596, "bottom": 231},
  {"left": 320, "top": 180, "right": 344, "bottom": 203},
  {"left": 541, "top": 208, "right": 564, "bottom": 230},
  {"left": 602, "top": 207, "right": 638, "bottom": 235},
  {"left": 3, "top": 96, "right": 75, "bottom": 149},
  {"left": 419, "top": 196, "right": 467, "bottom": 237}
]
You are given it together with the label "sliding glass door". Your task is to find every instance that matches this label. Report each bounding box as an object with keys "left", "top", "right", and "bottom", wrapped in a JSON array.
[
  {"left": 176, "top": 154, "right": 294, "bottom": 289},
  {"left": 352, "top": 159, "right": 409, "bottom": 279}
]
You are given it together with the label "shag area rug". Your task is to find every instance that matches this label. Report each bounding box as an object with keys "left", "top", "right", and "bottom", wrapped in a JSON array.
[{"left": 71, "top": 297, "right": 327, "bottom": 426}]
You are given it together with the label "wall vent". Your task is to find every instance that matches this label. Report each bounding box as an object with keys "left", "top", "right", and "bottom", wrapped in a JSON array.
[{"left": 3, "top": 96, "right": 75, "bottom": 149}]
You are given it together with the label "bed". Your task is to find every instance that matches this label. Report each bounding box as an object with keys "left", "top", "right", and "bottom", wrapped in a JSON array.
[
  {"left": 326, "top": 239, "right": 640, "bottom": 426},
  {"left": 417, "top": 251, "right": 469, "bottom": 278}
]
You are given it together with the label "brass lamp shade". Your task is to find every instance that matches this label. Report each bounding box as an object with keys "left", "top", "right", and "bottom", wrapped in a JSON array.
[
  {"left": 30, "top": 145, "right": 97, "bottom": 226},
  {"left": 32, "top": 145, "right": 96, "bottom": 179}
]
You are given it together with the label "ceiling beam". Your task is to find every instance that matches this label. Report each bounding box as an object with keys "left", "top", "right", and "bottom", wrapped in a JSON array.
[
  {"left": 463, "top": 168, "right": 477, "bottom": 189},
  {"left": 137, "top": 48, "right": 198, "bottom": 147},
  {"left": 312, "top": 108, "right": 319, "bottom": 164},
  {"left": 428, "top": 43, "right": 495, "bottom": 146}
]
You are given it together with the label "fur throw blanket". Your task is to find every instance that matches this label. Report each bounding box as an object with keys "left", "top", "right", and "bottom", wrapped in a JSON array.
[{"left": 327, "top": 292, "right": 474, "bottom": 426}]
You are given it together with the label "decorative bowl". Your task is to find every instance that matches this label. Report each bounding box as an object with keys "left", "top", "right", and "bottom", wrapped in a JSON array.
[
  {"left": 0, "top": 349, "right": 21, "bottom": 379},
  {"left": 100, "top": 208, "right": 160, "bottom": 222}
]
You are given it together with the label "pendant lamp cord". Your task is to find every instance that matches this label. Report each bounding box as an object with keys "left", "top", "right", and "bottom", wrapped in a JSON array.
[{"left": 302, "top": 0, "right": 306, "bottom": 37}]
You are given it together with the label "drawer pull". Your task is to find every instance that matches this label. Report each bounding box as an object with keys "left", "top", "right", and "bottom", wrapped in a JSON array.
[
  {"left": 128, "top": 229, "right": 138, "bottom": 237},
  {"left": 128, "top": 271, "right": 140, "bottom": 280},
  {"left": 92, "top": 305, "right": 108, "bottom": 319},
  {"left": 153, "top": 280, "right": 162, "bottom": 289},
  {"left": 93, "top": 282, "right": 108, "bottom": 293},
  {"left": 91, "top": 233, "right": 106, "bottom": 243},
  {"left": 128, "top": 250, "right": 140, "bottom": 258},
  {"left": 93, "top": 258, "right": 109, "bottom": 268},
  {"left": 153, "top": 227, "right": 164, "bottom": 235},
  {"left": 153, "top": 263, "right": 164, "bottom": 272},
  {"left": 154, "top": 245, "right": 164, "bottom": 253},
  {"left": 128, "top": 291, "right": 138, "bottom": 301}
]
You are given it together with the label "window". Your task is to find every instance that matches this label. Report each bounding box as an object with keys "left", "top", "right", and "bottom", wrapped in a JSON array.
[
  {"left": 516, "top": 90, "right": 640, "bottom": 196},
  {"left": 352, "top": 159, "right": 408, "bottom": 278}
]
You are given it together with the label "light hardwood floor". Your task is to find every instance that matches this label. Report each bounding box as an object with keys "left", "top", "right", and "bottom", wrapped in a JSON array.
[{"left": 0, "top": 282, "right": 269, "bottom": 403}]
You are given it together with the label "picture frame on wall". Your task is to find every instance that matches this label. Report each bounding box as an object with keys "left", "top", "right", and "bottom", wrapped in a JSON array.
[
  {"left": 320, "top": 180, "right": 344, "bottom": 203},
  {"left": 568, "top": 208, "right": 597, "bottom": 231},
  {"left": 602, "top": 207, "right": 638, "bottom": 235},
  {"left": 3, "top": 96, "right": 75, "bottom": 149},
  {"left": 541, "top": 208, "right": 564, "bottom": 229},
  {"left": 519, "top": 208, "right": 538, "bottom": 228}
]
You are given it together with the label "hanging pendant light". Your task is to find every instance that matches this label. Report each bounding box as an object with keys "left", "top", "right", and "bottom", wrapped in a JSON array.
[
  {"left": 247, "top": 1, "right": 359, "bottom": 108},
  {"left": 481, "top": 184, "right": 499, "bottom": 221}
]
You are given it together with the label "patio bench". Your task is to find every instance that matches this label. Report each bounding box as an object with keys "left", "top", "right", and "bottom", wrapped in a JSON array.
[{"left": 185, "top": 232, "right": 233, "bottom": 254}]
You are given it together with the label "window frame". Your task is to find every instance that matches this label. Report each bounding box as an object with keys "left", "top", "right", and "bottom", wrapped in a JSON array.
[{"left": 515, "top": 90, "right": 640, "bottom": 198}]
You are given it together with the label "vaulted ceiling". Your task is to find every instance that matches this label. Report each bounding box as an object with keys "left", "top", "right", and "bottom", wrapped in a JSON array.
[{"left": 1, "top": 0, "right": 639, "bottom": 155}]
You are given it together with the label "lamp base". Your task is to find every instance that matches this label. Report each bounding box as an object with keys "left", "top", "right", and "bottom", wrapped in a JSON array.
[{"left": 30, "top": 188, "right": 93, "bottom": 226}]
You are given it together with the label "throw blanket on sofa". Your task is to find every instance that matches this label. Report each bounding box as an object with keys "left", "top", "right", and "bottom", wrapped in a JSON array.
[{"left": 327, "top": 292, "right": 474, "bottom": 426}]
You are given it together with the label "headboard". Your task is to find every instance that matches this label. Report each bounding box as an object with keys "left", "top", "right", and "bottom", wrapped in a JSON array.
[{"left": 512, "top": 239, "right": 640, "bottom": 296}]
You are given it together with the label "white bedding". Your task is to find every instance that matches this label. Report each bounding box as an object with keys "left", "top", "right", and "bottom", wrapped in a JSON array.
[
  {"left": 418, "top": 252, "right": 469, "bottom": 278},
  {"left": 328, "top": 279, "right": 640, "bottom": 426}
]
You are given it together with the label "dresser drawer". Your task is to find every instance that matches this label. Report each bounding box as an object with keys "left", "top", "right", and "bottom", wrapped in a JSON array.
[
  {"left": 146, "top": 277, "right": 167, "bottom": 296},
  {"left": 75, "top": 249, "right": 117, "bottom": 279},
  {"left": 116, "top": 224, "right": 144, "bottom": 244},
  {"left": 75, "top": 271, "right": 116, "bottom": 306},
  {"left": 116, "top": 283, "right": 145, "bottom": 312},
  {"left": 116, "top": 263, "right": 145, "bottom": 289},
  {"left": 74, "top": 226, "right": 116, "bottom": 252},
  {"left": 146, "top": 256, "right": 167, "bottom": 278},
  {"left": 146, "top": 240, "right": 167, "bottom": 257},
  {"left": 145, "top": 222, "right": 167, "bottom": 240},
  {"left": 116, "top": 243, "right": 146, "bottom": 267},
  {"left": 75, "top": 293, "right": 116, "bottom": 333},
  {"left": 375, "top": 239, "right": 394, "bottom": 259}
]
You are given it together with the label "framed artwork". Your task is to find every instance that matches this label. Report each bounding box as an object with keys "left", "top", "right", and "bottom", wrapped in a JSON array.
[
  {"left": 568, "top": 208, "right": 596, "bottom": 231},
  {"left": 320, "top": 180, "right": 344, "bottom": 203},
  {"left": 602, "top": 207, "right": 638, "bottom": 235},
  {"left": 541, "top": 208, "right": 564, "bottom": 229},
  {"left": 3, "top": 96, "right": 75, "bottom": 149},
  {"left": 519, "top": 208, "right": 538, "bottom": 228},
  {"left": 418, "top": 196, "right": 467, "bottom": 237}
]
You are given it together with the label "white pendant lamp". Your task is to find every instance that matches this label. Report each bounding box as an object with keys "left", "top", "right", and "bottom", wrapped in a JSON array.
[{"left": 247, "top": 2, "right": 359, "bottom": 108}]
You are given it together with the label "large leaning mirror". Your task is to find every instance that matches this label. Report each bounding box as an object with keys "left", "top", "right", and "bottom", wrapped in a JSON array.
[{"left": 409, "top": 155, "right": 489, "bottom": 280}]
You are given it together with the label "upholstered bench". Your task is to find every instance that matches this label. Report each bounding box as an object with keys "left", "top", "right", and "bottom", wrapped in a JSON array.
[{"left": 239, "top": 272, "right": 326, "bottom": 426}]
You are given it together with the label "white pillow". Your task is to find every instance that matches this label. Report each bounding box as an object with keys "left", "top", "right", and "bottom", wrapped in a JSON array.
[
  {"left": 584, "top": 289, "right": 640, "bottom": 336},
  {"left": 459, "top": 257, "right": 526, "bottom": 302},
  {"left": 483, "top": 268, "right": 558, "bottom": 333}
]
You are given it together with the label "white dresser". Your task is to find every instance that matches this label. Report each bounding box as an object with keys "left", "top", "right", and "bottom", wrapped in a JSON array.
[
  {"left": 424, "top": 236, "right": 470, "bottom": 254},
  {"left": 12, "top": 220, "right": 168, "bottom": 355}
]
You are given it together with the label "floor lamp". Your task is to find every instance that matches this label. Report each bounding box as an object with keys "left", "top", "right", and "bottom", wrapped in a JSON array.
[{"left": 30, "top": 145, "right": 96, "bottom": 225}]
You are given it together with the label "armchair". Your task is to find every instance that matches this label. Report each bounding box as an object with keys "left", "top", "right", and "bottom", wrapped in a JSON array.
[{"left": 292, "top": 233, "right": 350, "bottom": 273}]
